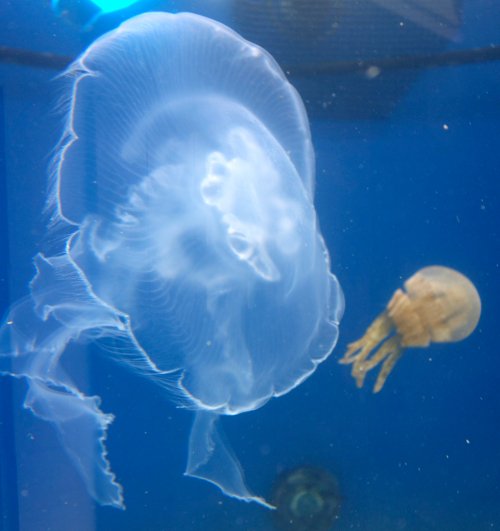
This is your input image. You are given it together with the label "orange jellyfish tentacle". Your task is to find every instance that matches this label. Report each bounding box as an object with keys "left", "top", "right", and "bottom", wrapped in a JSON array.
[
  {"left": 339, "top": 310, "right": 402, "bottom": 390},
  {"left": 373, "top": 340, "right": 404, "bottom": 393},
  {"left": 340, "top": 311, "right": 393, "bottom": 364},
  {"left": 351, "top": 335, "right": 402, "bottom": 390}
]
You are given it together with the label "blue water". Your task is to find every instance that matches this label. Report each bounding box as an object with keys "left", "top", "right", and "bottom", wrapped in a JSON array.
[{"left": 1, "top": 1, "right": 499, "bottom": 530}]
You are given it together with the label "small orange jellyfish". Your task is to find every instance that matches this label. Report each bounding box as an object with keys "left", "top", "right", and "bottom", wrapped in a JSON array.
[{"left": 339, "top": 266, "right": 481, "bottom": 393}]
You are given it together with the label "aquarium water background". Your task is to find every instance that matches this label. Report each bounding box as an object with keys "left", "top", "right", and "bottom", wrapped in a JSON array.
[{"left": 0, "top": 1, "right": 499, "bottom": 530}]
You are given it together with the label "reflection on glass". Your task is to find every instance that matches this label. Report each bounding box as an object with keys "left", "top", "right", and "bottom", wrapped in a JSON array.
[{"left": 272, "top": 466, "right": 341, "bottom": 531}]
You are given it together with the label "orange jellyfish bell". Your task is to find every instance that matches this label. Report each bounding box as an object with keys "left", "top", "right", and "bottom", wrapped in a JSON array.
[{"left": 340, "top": 266, "right": 481, "bottom": 392}]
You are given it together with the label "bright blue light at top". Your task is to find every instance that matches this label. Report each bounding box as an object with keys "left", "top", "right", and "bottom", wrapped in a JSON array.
[{"left": 90, "top": 0, "right": 140, "bottom": 13}]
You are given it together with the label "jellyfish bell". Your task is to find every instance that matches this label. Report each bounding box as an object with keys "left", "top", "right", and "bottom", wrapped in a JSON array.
[
  {"left": 0, "top": 12, "right": 343, "bottom": 509},
  {"left": 340, "top": 266, "right": 481, "bottom": 392},
  {"left": 393, "top": 266, "right": 481, "bottom": 345}
]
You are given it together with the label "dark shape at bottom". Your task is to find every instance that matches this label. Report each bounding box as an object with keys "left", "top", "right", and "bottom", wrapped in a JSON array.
[{"left": 271, "top": 466, "right": 341, "bottom": 531}]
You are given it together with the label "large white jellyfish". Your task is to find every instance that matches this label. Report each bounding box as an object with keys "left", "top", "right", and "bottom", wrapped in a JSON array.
[{"left": 0, "top": 12, "right": 343, "bottom": 508}]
